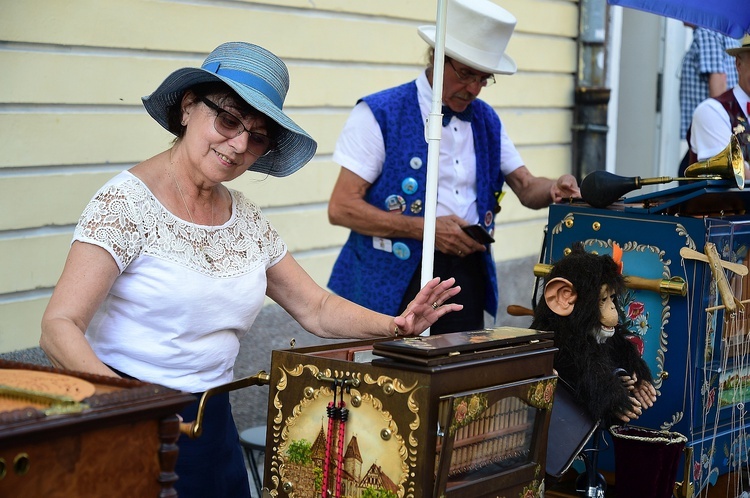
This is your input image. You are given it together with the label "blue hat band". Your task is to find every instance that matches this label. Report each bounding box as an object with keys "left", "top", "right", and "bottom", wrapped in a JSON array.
[{"left": 203, "top": 61, "right": 283, "bottom": 109}]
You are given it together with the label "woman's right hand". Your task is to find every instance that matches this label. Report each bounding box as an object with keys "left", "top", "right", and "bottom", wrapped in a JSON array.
[{"left": 393, "top": 277, "right": 462, "bottom": 336}]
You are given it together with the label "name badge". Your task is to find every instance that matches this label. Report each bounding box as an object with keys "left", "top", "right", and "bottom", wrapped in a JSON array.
[{"left": 373, "top": 237, "right": 393, "bottom": 253}]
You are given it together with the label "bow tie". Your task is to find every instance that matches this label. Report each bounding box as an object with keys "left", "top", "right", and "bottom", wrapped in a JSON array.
[
  {"left": 747, "top": 101, "right": 750, "bottom": 116},
  {"left": 442, "top": 105, "right": 473, "bottom": 127}
]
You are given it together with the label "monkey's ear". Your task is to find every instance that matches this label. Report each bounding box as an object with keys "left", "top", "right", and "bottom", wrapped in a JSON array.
[{"left": 544, "top": 277, "right": 577, "bottom": 317}]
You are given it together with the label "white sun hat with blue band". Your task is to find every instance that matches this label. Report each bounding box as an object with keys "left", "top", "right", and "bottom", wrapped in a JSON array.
[{"left": 142, "top": 42, "right": 317, "bottom": 177}]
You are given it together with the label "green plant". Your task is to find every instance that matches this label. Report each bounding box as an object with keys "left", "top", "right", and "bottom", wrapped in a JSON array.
[{"left": 286, "top": 439, "right": 312, "bottom": 465}]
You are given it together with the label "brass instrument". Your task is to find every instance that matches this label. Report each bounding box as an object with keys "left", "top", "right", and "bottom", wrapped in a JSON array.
[
  {"left": 581, "top": 135, "right": 745, "bottom": 208},
  {"left": 684, "top": 134, "right": 745, "bottom": 189}
]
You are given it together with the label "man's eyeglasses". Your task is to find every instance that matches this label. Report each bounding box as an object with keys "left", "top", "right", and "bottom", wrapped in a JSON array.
[
  {"left": 199, "top": 97, "right": 275, "bottom": 157},
  {"left": 447, "top": 59, "right": 496, "bottom": 87}
]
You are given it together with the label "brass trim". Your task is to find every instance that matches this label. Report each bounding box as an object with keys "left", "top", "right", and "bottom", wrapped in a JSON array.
[
  {"left": 533, "top": 263, "right": 687, "bottom": 296},
  {"left": 180, "top": 371, "right": 270, "bottom": 438},
  {"left": 13, "top": 453, "right": 30, "bottom": 476}
]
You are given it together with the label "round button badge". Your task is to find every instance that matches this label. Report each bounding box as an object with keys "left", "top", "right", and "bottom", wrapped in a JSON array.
[
  {"left": 401, "top": 177, "right": 418, "bottom": 195},
  {"left": 393, "top": 242, "right": 411, "bottom": 260},
  {"left": 385, "top": 194, "right": 406, "bottom": 213},
  {"left": 484, "top": 210, "right": 494, "bottom": 227}
]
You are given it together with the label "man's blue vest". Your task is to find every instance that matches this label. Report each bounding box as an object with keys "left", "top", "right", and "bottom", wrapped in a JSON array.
[{"left": 328, "top": 81, "right": 505, "bottom": 317}]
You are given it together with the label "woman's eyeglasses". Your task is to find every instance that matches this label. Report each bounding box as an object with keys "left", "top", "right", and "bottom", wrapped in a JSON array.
[
  {"left": 199, "top": 97, "right": 275, "bottom": 157},
  {"left": 447, "top": 59, "right": 496, "bottom": 87}
]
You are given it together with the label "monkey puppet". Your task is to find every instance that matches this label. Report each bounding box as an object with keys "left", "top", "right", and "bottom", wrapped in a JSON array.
[{"left": 531, "top": 243, "right": 657, "bottom": 425}]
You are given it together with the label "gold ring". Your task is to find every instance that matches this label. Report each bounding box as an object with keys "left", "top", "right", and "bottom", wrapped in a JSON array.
[
  {"left": 458, "top": 250, "right": 463, "bottom": 256},
  {"left": 432, "top": 302, "right": 439, "bottom": 310}
]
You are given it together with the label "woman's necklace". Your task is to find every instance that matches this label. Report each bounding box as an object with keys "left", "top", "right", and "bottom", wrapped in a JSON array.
[
  {"left": 171, "top": 170, "right": 214, "bottom": 228},
  {"left": 169, "top": 154, "right": 215, "bottom": 261}
]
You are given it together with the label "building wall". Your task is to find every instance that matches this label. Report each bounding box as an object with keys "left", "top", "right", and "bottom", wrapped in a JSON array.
[{"left": 0, "top": 0, "right": 580, "bottom": 352}]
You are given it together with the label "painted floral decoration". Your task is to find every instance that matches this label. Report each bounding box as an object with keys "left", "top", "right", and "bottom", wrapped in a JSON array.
[
  {"left": 617, "top": 289, "right": 649, "bottom": 356},
  {"left": 449, "top": 393, "right": 488, "bottom": 436},
  {"left": 527, "top": 378, "right": 557, "bottom": 410},
  {"left": 620, "top": 289, "right": 650, "bottom": 337},
  {"left": 519, "top": 465, "right": 544, "bottom": 498},
  {"left": 701, "top": 372, "right": 719, "bottom": 410}
]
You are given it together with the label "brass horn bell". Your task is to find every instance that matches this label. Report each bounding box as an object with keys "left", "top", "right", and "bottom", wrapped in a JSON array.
[
  {"left": 580, "top": 135, "right": 746, "bottom": 208},
  {"left": 684, "top": 134, "right": 745, "bottom": 190}
]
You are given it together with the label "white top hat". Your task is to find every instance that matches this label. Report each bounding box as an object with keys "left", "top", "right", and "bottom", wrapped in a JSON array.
[{"left": 418, "top": 0, "right": 517, "bottom": 75}]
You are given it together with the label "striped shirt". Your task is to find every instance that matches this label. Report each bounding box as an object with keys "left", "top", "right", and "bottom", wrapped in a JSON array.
[{"left": 679, "top": 28, "right": 740, "bottom": 138}]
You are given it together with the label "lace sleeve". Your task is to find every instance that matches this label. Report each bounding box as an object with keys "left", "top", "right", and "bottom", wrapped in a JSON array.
[
  {"left": 73, "top": 182, "right": 145, "bottom": 272},
  {"left": 258, "top": 208, "right": 287, "bottom": 267},
  {"left": 235, "top": 191, "right": 287, "bottom": 267}
]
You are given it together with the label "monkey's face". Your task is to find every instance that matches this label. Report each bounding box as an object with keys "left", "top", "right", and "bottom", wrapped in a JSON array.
[{"left": 599, "top": 284, "right": 619, "bottom": 328}]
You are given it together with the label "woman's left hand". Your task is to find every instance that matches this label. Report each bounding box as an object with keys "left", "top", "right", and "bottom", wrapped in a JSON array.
[{"left": 393, "top": 277, "right": 462, "bottom": 336}]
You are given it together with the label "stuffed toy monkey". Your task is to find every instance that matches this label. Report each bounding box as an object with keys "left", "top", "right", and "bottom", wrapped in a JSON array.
[{"left": 531, "top": 243, "right": 657, "bottom": 425}]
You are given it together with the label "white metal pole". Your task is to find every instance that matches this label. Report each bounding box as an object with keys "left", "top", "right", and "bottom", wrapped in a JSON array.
[{"left": 420, "top": 0, "right": 448, "bottom": 335}]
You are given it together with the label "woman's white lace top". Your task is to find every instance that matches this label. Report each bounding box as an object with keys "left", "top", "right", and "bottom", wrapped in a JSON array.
[{"left": 75, "top": 171, "right": 286, "bottom": 392}]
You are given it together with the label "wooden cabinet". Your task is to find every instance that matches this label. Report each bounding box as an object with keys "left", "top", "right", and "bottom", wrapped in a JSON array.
[
  {"left": 0, "top": 360, "right": 195, "bottom": 497},
  {"left": 262, "top": 327, "right": 557, "bottom": 498}
]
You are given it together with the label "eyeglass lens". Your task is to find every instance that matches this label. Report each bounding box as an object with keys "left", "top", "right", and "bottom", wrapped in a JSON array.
[
  {"left": 448, "top": 60, "right": 495, "bottom": 87},
  {"left": 200, "top": 98, "right": 274, "bottom": 157}
]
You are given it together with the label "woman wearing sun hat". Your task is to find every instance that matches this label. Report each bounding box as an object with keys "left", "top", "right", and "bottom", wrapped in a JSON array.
[{"left": 39, "top": 41, "right": 461, "bottom": 497}]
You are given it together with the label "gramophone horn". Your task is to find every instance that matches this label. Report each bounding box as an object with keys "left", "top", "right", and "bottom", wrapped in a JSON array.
[
  {"left": 581, "top": 135, "right": 746, "bottom": 208},
  {"left": 684, "top": 134, "right": 745, "bottom": 189}
]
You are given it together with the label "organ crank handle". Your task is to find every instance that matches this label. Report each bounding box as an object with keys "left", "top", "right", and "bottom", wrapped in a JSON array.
[
  {"left": 506, "top": 304, "right": 534, "bottom": 317},
  {"left": 533, "top": 263, "right": 687, "bottom": 296},
  {"left": 180, "top": 370, "right": 271, "bottom": 439}
]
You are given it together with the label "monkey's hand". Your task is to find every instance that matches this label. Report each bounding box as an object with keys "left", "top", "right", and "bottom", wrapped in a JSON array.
[
  {"left": 615, "top": 395, "right": 643, "bottom": 423},
  {"left": 618, "top": 373, "right": 636, "bottom": 390},
  {"left": 631, "top": 376, "right": 657, "bottom": 409}
]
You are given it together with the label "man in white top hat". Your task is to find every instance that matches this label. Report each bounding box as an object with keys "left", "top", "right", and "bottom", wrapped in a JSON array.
[
  {"left": 689, "top": 33, "right": 750, "bottom": 169},
  {"left": 327, "top": 0, "right": 580, "bottom": 334}
]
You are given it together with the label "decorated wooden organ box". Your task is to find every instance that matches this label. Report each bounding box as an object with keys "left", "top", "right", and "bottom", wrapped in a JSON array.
[
  {"left": 261, "top": 327, "right": 557, "bottom": 498},
  {"left": 542, "top": 180, "right": 750, "bottom": 495},
  {"left": 0, "top": 359, "right": 195, "bottom": 497}
]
